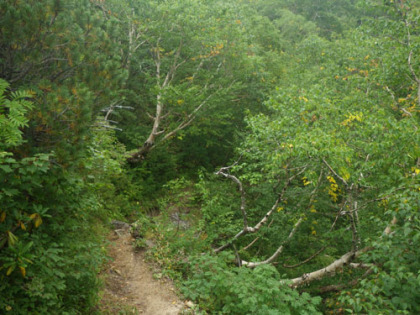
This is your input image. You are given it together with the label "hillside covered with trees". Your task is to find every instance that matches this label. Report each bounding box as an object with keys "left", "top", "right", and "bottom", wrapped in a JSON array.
[{"left": 1, "top": 0, "right": 419, "bottom": 314}]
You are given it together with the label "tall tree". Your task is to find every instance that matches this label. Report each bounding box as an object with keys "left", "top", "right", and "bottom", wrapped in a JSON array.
[{"left": 196, "top": 1, "right": 419, "bottom": 313}]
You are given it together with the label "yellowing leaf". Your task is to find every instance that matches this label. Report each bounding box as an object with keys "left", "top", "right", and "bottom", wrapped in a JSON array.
[
  {"left": 327, "top": 176, "right": 336, "bottom": 184},
  {"left": 0, "top": 211, "right": 5, "bottom": 223},
  {"left": 6, "top": 266, "right": 15, "bottom": 276},
  {"left": 20, "top": 222, "right": 26, "bottom": 230},
  {"left": 19, "top": 266, "right": 26, "bottom": 278},
  {"left": 277, "top": 207, "right": 284, "bottom": 212},
  {"left": 340, "top": 168, "right": 350, "bottom": 181},
  {"left": 29, "top": 213, "right": 37, "bottom": 220},
  {"left": 7, "top": 231, "right": 18, "bottom": 247},
  {"left": 34, "top": 216, "right": 42, "bottom": 228}
]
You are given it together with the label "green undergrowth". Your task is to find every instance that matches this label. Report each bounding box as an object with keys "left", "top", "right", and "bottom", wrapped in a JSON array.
[
  {"left": 136, "top": 176, "right": 323, "bottom": 314},
  {"left": 0, "top": 82, "right": 141, "bottom": 314}
]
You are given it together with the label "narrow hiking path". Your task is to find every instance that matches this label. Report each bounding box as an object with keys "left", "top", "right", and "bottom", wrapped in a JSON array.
[{"left": 99, "top": 227, "right": 185, "bottom": 314}]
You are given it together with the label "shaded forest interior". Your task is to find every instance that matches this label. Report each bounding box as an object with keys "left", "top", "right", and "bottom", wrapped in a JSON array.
[{"left": 0, "top": 0, "right": 419, "bottom": 314}]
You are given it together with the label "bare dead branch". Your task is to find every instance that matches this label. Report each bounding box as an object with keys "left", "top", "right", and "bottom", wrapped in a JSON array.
[
  {"left": 214, "top": 166, "right": 307, "bottom": 253},
  {"left": 286, "top": 215, "right": 399, "bottom": 287},
  {"left": 160, "top": 92, "right": 215, "bottom": 142},
  {"left": 146, "top": 112, "right": 155, "bottom": 120},
  {"left": 191, "top": 59, "right": 204, "bottom": 81},
  {"left": 214, "top": 230, "right": 246, "bottom": 253},
  {"left": 241, "top": 218, "right": 303, "bottom": 268},
  {"left": 385, "top": 86, "right": 398, "bottom": 106},
  {"left": 241, "top": 217, "right": 275, "bottom": 252},
  {"left": 283, "top": 247, "right": 326, "bottom": 268},
  {"left": 319, "top": 267, "right": 374, "bottom": 293},
  {"left": 153, "top": 130, "right": 165, "bottom": 136},
  {"left": 401, "top": 107, "right": 413, "bottom": 117},
  {"left": 348, "top": 262, "right": 372, "bottom": 269},
  {"left": 98, "top": 124, "right": 122, "bottom": 131},
  {"left": 162, "top": 40, "right": 183, "bottom": 88},
  {"left": 239, "top": 167, "right": 323, "bottom": 267},
  {"left": 242, "top": 236, "right": 260, "bottom": 251},
  {"left": 287, "top": 249, "right": 364, "bottom": 288},
  {"left": 215, "top": 169, "right": 248, "bottom": 229}
]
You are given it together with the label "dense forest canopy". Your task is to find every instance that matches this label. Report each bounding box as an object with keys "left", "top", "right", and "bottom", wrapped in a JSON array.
[{"left": 1, "top": 0, "right": 419, "bottom": 314}]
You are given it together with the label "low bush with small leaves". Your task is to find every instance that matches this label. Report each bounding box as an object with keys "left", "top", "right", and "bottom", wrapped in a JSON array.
[{"left": 182, "top": 252, "right": 322, "bottom": 315}]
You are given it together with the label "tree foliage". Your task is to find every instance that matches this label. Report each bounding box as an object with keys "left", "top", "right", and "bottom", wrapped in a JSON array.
[{"left": 1, "top": 0, "right": 419, "bottom": 313}]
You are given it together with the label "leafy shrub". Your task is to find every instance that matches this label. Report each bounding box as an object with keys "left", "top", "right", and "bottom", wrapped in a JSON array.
[
  {"left": 183, "top": 252, "right": 322, "bottom": 315},
  {"left": 0, "top": 81, "right": 108, "bottom": 314},
  {"left": 338, "top": 188, "right": 420, "bottom": 314}
]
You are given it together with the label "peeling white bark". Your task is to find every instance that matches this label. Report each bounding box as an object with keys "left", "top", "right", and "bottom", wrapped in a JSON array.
[
  {"left": 288, "top": 251, "right": 360, "bottom": 287},
  {"left": 128, "top": 39, "right": 218, "bottom": 162},
  {"left": 241, "top": 218, "right": 303, "bottom": 268},
  {"left": 214, "top": 166, "right": 307, "bottom": 253},
  {"left": 287, "top": 216, "right": 398, "bottom": 287}
]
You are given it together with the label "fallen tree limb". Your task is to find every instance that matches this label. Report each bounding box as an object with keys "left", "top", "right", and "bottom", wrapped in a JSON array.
[
  {"left": 282, "top": 247, "right": 326, "bottom": 268},
  {"left": 319, "top": 267, "right": 374, "bottom": 293},
  {"left": 239, "top": 168, "right": 325, "bottom": 267},
  {"left": 285, "top": 214, "right": 398, "bottom": 288},
  {"left": 287, "top": 249, "right": 364, "bottom": 288},
  {"left": 214, "top": 166, "right": 306, "bottom": 253},
  {"left": 241, "top": 218, "right": 303, "bottom": 268}
]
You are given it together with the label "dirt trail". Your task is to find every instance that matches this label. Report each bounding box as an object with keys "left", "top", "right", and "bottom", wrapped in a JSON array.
[{"left": 100, "top": 229, "right": 184, "bottom": 314}]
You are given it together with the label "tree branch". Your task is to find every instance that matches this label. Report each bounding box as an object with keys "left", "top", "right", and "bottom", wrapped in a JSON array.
[
  {"left": 286, "top": 213, "right": 398, "bottom": 287},
  {"left": 287, "top": 250, "right": 363, "bottom": 288},
  {"left": 214, "top": 166, "right": 307, "bottom": 253},
  {"left": 239, "top": 167, "right": 323, "bottom": 267},
  {"left": 282, "top": 247, "right": 326, "bottom": 268},
  {"left": 241, "top": 217, "right": 303, "bottom": 268},
  {"left": 319, "top": 267, "right": 374, "bottom": 293},
  {"left": 215, "top": 167, "right": 248, "bottom": 229},
  {"left": 322, "top": 158, "right": 348, "bottom": 187}
]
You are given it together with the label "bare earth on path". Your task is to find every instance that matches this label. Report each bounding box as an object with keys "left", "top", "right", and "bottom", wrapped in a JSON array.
[{"left": 99, "top": 229, "right": 184, "bottom": 314}]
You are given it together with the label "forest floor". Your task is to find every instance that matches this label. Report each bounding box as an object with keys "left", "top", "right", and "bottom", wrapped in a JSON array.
[{"left": 99, "top": 227, "right": 185, "bottom": 314}]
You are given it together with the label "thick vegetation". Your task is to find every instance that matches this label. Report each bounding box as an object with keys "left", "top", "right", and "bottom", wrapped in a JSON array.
[{"left": 0, "top": 0, "right": 419, "bottom": 314}]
